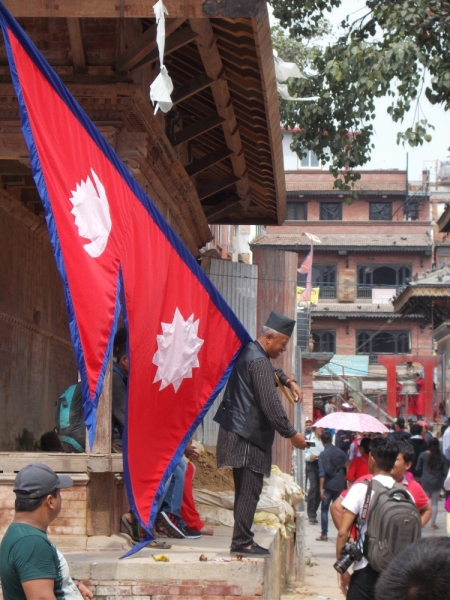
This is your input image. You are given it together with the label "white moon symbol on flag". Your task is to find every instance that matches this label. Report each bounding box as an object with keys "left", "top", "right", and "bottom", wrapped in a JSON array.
[
  {"left": 69, "top": 168, "right": 112, "bottom": 258},
  {"left": 152, "top": 308, "right": 204, "bottom": 392}
]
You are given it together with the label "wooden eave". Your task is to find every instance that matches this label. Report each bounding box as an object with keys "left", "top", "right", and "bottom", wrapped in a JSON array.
[
  {"left": 393, "top": 285, "right": 450, "bottom": 325},
  {"left": 0, "top": 0, "right": 285, "bottom": 253},
  {"left": 438, "top": 204, "right": 450, "bottom": 233}
]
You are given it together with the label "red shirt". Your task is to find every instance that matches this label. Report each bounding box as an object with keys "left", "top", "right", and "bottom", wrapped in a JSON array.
[{"left": 346, "top": 455, "right": 370, "bottom": 482}]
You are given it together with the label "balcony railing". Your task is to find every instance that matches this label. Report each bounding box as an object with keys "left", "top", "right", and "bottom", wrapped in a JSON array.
[
  {"left": 357, "top": 286, "right": 372, "bottom": 299},
  {"left": 357, "top": 285, "right": 401, "bottom": 299},
  {"left": 319, "top": 286, "right": 337, "bottom": 299}
]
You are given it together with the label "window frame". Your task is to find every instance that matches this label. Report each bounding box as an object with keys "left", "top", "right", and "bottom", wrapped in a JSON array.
[
  {"left": 320, "top": 202, "right": 342, "bottom": 221},
  {"left": 298, "top": 264, "right": 337, "bottom": 299},
  {"left": 357, "top": 264, "right": 412, "bottom": 298},
  {"left": 369, "top": 201, "right": 393, "bottom": 221},
  {"left": 355, "top": 330, "right": 411, "bottom": 356},
  {"left": 312, "top": 329, "right": 336, "bottom": 353},
  {"left": 300, "top": 150, "right": 320, "bottom": 168},
  {"left": 286, "top": 201, "right": 308, "bottom": 221}
]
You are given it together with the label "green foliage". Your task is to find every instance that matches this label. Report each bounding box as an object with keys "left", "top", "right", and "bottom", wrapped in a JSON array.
[{"left": 270, "top": 0, "right": 450, "bottom": 189}]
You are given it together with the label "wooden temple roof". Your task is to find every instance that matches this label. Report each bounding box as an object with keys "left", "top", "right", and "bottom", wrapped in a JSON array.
[
  {"left": 393, "top": 266, "right": 450, "bottom": 325},
  {"left": 0, "top": 0, "right": 285, "bottom": 255}
]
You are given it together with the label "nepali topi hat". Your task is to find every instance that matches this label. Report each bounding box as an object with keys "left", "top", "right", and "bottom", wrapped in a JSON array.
[{"left": 265, "top": 311, "right": 296, "bottom": 337}]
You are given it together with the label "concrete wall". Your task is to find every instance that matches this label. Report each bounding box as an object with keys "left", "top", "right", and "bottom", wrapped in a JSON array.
[{"left": 0, "top": 196, "right": 77, "bottom": 450}]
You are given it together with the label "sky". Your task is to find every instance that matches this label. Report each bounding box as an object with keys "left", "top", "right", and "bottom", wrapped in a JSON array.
[{"left": 270, "top": 0, "right": 450, "bottom": 182}]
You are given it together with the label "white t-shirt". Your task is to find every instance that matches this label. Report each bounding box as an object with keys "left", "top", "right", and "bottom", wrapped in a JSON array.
[
  {"left": 56, "top": 549, "right": 83, "bottom": 598},
  {"left": 305, "top": 432, "right": 324, "bottom": 461},
  {"left": 341, "top": 474, "right": 404, "bottom": 571}
]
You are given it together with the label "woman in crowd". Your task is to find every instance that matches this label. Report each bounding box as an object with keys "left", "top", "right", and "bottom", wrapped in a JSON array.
[{"left": 417, "top": 437, "right": 449, "bottom": 530}]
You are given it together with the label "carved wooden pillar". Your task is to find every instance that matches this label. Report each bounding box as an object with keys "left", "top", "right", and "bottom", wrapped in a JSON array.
[
  {"left": 86, "top": 361, "right": 115, "bottom": 536},
  {"left": 115, "top": 131, "right": 148, "bottom": 188},
  {"left": 252, "top": 247, "right": 298, "bottom": 474}
]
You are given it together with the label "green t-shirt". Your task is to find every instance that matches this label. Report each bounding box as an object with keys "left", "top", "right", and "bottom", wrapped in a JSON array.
[{"left": 0, "top": 523, "right": 81, "bottom": 599}]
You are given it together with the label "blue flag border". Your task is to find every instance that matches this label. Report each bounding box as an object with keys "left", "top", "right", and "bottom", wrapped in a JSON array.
[{"left": 0, "top": 0, "right": 251, "bottom": 547}]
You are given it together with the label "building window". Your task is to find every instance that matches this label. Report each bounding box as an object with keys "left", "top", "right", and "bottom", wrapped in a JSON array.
[
  {"left": 300, "top": 150, "right": 320, "bottom": 168},
  {"left": 357, "top": 265, "right": 412, "bottom": 298},
  {"left": 286, "top": 202, "right": 307, "bottom": 221},
  {"left": 369, "top": 202, "right": 392, "bottom": 221},
  {"left": 312, "top": 330, "right": 336, "bottom": 353},
  {"left": 403, "top": 198, "right": 419, "bottom": 220},
  {"left": 320, "top": 202, "right": 342, "bottom": 221},
  {"left": 297, "top": 264, "right": 337, "bottom": 298},
  {"left": 356, "top": 330, "right": 410, "bottom": 356}
]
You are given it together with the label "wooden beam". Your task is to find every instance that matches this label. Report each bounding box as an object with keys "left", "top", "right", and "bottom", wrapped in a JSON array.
[
  {"left": 171, "top": 73, "right": 214, "bottom": 105},
  {"left": 3, "top": 0, "right": 264, "bottom": 18},
  {"left": 130, "top": 25, "right": 198, "bottom": 71},
  {"left": 204, "top": 195, "right": 241, "bottom": 221},
  {"left": 198, "top": 173, "right": 239, "bottom": 201},
  {"left": 168, "top": 113, "right": 224, "bottom": 147},
  {"left": 189, "top": 18, "right": 249, "bottom": 199},
  {"left": 66, "top": 18, "right": 86, "bottom": 71},
  {"left": 185, "top": 145, "right": 233, "bottom": 177},
  {"left": 0, "top": 160, "right": 31, "bottom": 174},
  {"left": 114, "top": 18, "right": 185, "bottom": 73}
]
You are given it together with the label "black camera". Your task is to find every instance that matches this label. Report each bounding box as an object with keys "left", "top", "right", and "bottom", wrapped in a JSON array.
[{"left": 333, "top": 542, "right": 363, "bottom": 574}]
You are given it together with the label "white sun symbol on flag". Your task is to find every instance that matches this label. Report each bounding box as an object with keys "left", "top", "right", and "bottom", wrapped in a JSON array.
[{"left": 152, "top": 308, "right": 204, "bottom": 392}]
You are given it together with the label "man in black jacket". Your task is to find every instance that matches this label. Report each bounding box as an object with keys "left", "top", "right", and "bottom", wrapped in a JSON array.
[
  {"left": 214, "top": 311, "right": 306, "bottom": 557},
  {"left": 408, "top": 423, "right": 428, "bottom": 479},
  {"left": 318, "top": 430, "right": 348, "bottom": 541}
]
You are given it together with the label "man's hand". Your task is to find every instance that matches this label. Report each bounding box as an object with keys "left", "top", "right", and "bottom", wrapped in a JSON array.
[
  {"left": 184, "top": 444, "right": 199, "bottom": 460},
  {"left": 76, "top": 582, "right": 94, "bottom": 600},
  {"left": 288, "top": 381, "right": 302, "bottom": 403},
  {"left": 310, "top": 454, "right": 318, "bottom": 461},
  {"left": 337, "top": 572, "right": 351, "bottom": 597},
  {"left": 290, "top": 432, "right": 307, "bottom": 449},
  {"left": 320, "top": 489, "right": 325, "bottom": 500}
]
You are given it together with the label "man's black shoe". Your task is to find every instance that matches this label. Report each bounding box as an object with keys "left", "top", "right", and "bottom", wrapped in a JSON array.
[
  {"left": 230, "top": 542, "right": 270, "bottom": 557},
  {"left": 309, "top": 519, "right": 318, "bottom": 524},
  {"left": 182, "top": 526, "right": 202, "bottom": 539}
]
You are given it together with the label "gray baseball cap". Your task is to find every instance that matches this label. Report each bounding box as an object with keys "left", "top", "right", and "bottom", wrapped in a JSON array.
[{"left": 13, "top": 463, "right": 73, "bottom": 498}]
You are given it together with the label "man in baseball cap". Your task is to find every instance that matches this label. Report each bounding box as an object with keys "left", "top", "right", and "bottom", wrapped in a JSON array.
[{"left": 0, "top": 463, "right": 92, "bottom": 600}]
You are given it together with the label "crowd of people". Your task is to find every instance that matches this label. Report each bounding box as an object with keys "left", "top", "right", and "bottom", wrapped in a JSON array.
[{"left": 305, "top": 416, "right": 450, "bottom": 599}]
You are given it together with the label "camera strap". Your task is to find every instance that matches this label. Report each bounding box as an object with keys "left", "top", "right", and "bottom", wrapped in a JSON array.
[{"left": 359, "top": 479, "right": 373, "bottom": 528}]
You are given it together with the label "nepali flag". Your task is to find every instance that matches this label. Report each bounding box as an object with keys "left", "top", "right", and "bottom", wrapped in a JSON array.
[{"left": 0, "top": 2, "right": 250, "bottom": 552}]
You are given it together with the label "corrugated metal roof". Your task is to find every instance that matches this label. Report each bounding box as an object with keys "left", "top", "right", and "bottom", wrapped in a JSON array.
[
  {"left": 198, "top": 259, "right": 257, "bottom": 447},
  {"left": 251, "top": 233, "right": 432, "bottom": 250}
]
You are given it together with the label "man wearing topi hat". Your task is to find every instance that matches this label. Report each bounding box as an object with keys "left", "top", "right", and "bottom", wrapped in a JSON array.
[
  {"left": 214, "top": 311, "right": 306, "bottom": 557},
  {"left": 0, "top": 463, "right": 93, "bottom": 599}
]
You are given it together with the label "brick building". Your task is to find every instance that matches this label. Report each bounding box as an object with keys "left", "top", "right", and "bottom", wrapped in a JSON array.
[{"left": 251, "top": 167, "right": 434, "bottom": 420}]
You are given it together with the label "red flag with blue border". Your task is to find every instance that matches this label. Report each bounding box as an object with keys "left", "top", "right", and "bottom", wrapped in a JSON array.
[{"left": 0, "top": 2, "right": 250, "bottom": 553}]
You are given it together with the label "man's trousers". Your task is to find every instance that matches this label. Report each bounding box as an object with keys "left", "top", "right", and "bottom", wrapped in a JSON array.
[
  {"left": 231, "top": 467, "right": 264, "bottom": 550},
  {"left": 305, "top": 461, "right": 320, "bottom": 521},
  {"left": 347, "top": 564, "right": 380, "bottom": 600}
]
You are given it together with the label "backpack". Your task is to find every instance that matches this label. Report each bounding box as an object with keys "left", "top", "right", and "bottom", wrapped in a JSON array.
[
  {"left": 360, "top": 479, "right": 421, "bottom": 573},
  {"left": 55, "top": 383, "right": 85, "bottom": 452}
]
